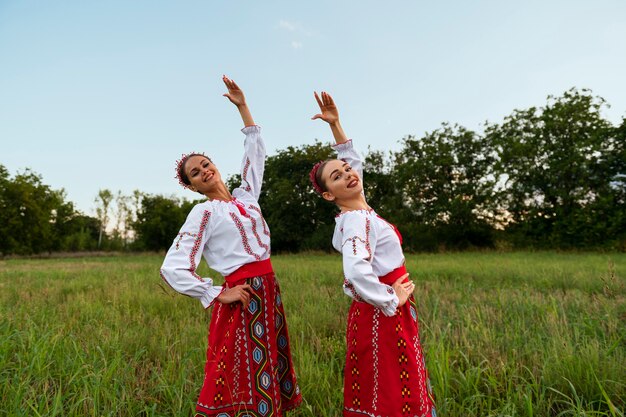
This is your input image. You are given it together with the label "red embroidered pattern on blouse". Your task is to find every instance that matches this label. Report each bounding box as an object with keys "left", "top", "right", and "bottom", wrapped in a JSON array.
[
  {"left": 341, "top": 218, "right": 372, "bottom": 259},
  {"left": 247, "top": 204, "right": 270, "bottom": 237},
  {"left": 242, "top": 157, "right": 252, "bottom": 192},
  {"left": 344, "top": 278, "right": 364, "bottom": 302},
  {"left": 342, "top": 236, "right": 367, "bottom": 256},
  {"left": 241, "top": 210, "right": 270, "bottom": 253},
  {"left": 365, "top": 218, "right": 371, "bottom": 258},
  {"left": 229, "top": 212, "right": 261, "bottom": 261},
  {"left": 175, "top": 231, "right": 198, "bottom": 250},
  {"left": 189, "top": 210, "right": 211, "bottom": 282}
]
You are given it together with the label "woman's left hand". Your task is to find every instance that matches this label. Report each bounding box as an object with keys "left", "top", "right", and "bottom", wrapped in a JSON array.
[
  {"left": 222, "top": 75, "right": 246, "bottom": 107},
  {"left": 216, "top": 284, "right": 254, "bottom": 308},
  {"left": 391, "top": 274, "right": 415, "bottom": 307}
]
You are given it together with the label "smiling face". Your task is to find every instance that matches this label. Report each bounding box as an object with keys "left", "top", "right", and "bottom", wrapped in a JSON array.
[
  {"left": 183, "top": 155, "right": 223, "bottom": 195},
  {"left": 318, "top": 159, "right": 363, "bottom": 203}
]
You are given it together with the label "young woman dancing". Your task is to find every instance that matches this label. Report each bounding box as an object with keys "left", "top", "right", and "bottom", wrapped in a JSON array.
[
  {"left": 309, "top": 91, "right": 436, "bottom": 417},
  {"left": 160, "top": 76, "right": 301, "bottom": 417}
]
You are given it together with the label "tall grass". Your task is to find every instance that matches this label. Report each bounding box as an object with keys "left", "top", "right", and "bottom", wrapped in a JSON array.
[{"left": 1, "top": 252, "right": 624, "bottom": 416}]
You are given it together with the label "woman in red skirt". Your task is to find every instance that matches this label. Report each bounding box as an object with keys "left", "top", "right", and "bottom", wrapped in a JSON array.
[
  {"left": 160, "top": 76, "right": 301, "bottom": 416},
  {"left": 309, "top": 91, "right": 436, "bottom": 417}
]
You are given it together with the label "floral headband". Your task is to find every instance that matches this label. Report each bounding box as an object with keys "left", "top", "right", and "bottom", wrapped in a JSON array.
[
  {"left": 309, "top": 160, "right": 326, "bottom": 194},
  {"left": 175, "top": 152, "right": 211, "bottom": 189}
]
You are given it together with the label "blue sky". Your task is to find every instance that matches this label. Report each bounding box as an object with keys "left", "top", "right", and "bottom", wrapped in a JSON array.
[{"left": 1, "top": 1, "right": 625, "bottom": 215}]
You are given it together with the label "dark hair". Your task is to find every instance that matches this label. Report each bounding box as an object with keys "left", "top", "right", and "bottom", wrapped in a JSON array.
[
  {"left": 314, "top": 159, "right": 332, "bottom": 193},
  {"left": 178, "top": 153, "right": 212, "bottom": 189}
]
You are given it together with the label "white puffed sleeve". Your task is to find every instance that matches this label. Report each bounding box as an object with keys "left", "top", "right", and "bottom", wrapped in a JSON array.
[
  {"left": 337, "top": 212, "right": 399, "bottom": 316},
  {"left": 238, "top": 125, "right": 266, "bottom": 200},
  {"left": 332, "top": 140, "right": 363, "bottom": 182},
  {"left": 160, "top": 204, "right": 223, "bottom": 309}
]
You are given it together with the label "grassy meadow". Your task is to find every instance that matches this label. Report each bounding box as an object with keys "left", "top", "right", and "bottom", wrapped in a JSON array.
[{"left": 1, "top": 252, "right": 625, "bottom": 416}]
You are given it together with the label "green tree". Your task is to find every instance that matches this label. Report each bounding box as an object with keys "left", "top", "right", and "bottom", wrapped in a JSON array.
[
  {"left": 0, "top": 165, "right": 10, "bottom": 254},
  {"left": 94, "top": 189, "right": 113, "bottom": 249},
  {"left": 133, "top": 195, "right": 197, "bottom": 251},
  {"left": 54, "top": 204, "right": 100, "bottom": 252},
  {"left": 487, "top": 88, "right": 624, "bottom": 247},
  {"left": 363, "top": 149, "right": 408, "bottom": 223},
  {"left": 65, "top": 215, "right": 99, "bottom": 251},
  {"left": 109, "top": 191, "right": 132, "bottom": 250},
  {"left": 394, "top": 124, "right": 498, "bottom": 250},
  {"left": 0, "top": 166, "right": 65, "bottom": 254}
]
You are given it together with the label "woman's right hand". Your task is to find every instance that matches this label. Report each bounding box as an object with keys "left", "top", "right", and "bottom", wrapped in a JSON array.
[
  {"left": 216, "top": 284, "right": 254, "bottom": 308},
  {"left": 222, "top": 75, "right": 247, "bottom": 107},
  {"left": 312, "top": 91, "right": 340, "bottom": 125},
  {"left": 392, "top": 274, "right": 415, "bottom": 307}
]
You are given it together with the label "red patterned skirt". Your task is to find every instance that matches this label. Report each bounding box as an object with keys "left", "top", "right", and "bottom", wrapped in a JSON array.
[
  {"left": 195, "top": 259, "right": 302, "bottom": 417},
  {"left": 343, "top": 266, "right": 436, "bottom": 417}
]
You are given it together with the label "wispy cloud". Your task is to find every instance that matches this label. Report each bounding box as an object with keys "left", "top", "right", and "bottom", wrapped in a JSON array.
[
  {"left": 279, "top": 19, "right": 296, "bottom": 32},
  {"left": 277, "top": 19, "right": 314, "bottom": 50}
]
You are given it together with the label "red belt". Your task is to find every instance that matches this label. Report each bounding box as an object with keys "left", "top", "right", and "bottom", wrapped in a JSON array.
[
  {"left": 379, "top": 264, "right": 408, "bottom": 285},
  {"left": 225, "top": 258, "right": 273, "bottom": 285}
]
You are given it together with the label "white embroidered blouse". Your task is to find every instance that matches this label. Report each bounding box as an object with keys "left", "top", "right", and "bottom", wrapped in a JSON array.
[
  {"left": 331, "top": 140, "right": 403, "bottom": 317},
  {"left": 160, "top": 125, "right": 271, "bottom": 309}
]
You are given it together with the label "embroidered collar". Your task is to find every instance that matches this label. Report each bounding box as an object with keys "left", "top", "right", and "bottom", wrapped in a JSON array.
[
  {"left": 335, "top": 208, "right": 375, "bottom": 218},
  {"left": 205, "top": 196, "right": 247, "bottom": 215}
]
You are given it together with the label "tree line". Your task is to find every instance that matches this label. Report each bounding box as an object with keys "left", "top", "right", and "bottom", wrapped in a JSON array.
[{"left": 1, "top": 88, "right": 624, "bottom": 256}]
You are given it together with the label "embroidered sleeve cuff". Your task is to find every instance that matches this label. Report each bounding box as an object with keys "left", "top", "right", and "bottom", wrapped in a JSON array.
[
  {"left": 202, "top": 286, "right": 225, "bottom": 309},
  {"left": 331, "top": 139, "right": 353, "bottom": 151},
  {"left": 380, "top": 292, "right": 399, "bottom": 317},
  {"left": 241, "top": 125, "right": 261, "bottom": 135}
]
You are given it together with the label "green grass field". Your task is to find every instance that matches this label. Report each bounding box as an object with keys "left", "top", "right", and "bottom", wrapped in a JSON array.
[{"left": 1, "top": 252, "right": 625, "bottom": 416}]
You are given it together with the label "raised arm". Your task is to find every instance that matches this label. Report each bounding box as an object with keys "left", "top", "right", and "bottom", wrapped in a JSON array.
[
  {"left": 312, "top": 91, "right": 348, "bottom": 145},
  {"left": 312, "top": 91, "right": 363, "bottom": 180},
  {"left": 223, "top": 76, "right": 266, "bottom": 199},
  {"left": 223, "top": 75, "right": 255, "bottom": 127}
]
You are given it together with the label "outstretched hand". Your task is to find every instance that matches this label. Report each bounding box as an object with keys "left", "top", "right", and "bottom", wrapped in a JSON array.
[
  {"left": 312, "top": 91, "right": 339, "bottom": 125},
  {"left": 222, "top": 75, "right": 246, "bottom": 107}
]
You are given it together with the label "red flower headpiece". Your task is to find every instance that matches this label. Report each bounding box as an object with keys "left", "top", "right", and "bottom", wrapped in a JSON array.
[
  {"left": 309, "top": 160, "right": 325, "bottom": 194},
  {"left": 175, "top": 152, "right": 209, "bottom": 189}
]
